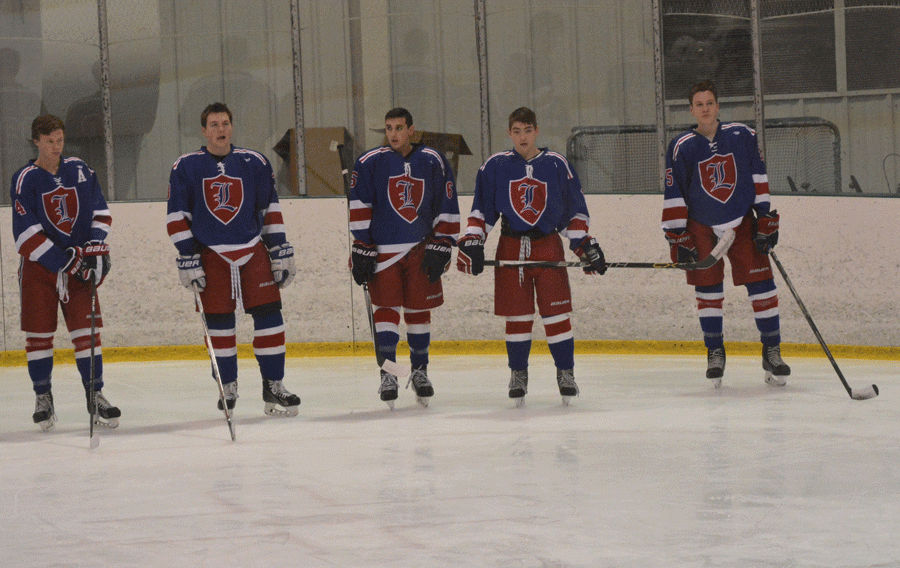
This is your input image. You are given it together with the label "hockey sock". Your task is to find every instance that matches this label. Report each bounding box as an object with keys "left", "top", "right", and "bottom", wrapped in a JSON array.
[
  {"left": 204, "top": 312, "right": 238, "bottom": 383},
  {"left": 543, "top": 314, "right": 575, "bottom": 370},
  {"left": 25, "top": 332, "right": 54, "bottom": 394},
  {"left": 404, "top": 309, "right": 431, "bottom": 369},
  {"left": 505, "top": 315, "right": 533, "bottom": 370},
  {"left": 746, "top": 279, "right": 781, "bottom": 346},
  {"left": 373, "top": 306, "right": 401, "bottom": 364},
  {"left": 696, "top": 284, "right": 724, "bottom": 349},
  {"left": 72, "top": 327, "right": 103, "bottom": 390},
  {"left": 252, "top": 310, "right": 286, "bottom": 381}
]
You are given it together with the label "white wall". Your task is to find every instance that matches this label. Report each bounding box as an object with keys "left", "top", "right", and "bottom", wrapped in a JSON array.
[{"left": 2, "top": 194, "right": 898, "bottom": 352}]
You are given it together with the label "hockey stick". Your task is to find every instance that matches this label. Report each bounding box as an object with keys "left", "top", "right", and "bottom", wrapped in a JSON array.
[
  {"left": 336, "top": 142, "right": 409, "bottom": 379},
  {"left": 89, "top": 280, "right": 99, "bottom": 449},
  {"left": 486, "top": 228, "right": 736, "bottom": 271},
  {"left": 194, "top": 291, "right": 237, "bottom": 440},
  {"left": 769, "top": 251, "right": 879, "bottom": 400}
]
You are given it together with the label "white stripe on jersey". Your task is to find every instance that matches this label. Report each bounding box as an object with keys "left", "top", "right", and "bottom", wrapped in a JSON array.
[
  {"left": 479, "top": 151, "right": 513, "bottom": 171},
  {"left": 545, "top": 151, "right": 575, "bottom": 178},
  {"left": 171, "top": 150, "right": 205, "bottom": 170},
  {"left": 671, "top": 132, "right": 697, "bottom": 161},
  {"left": 359, "top": 147, "right": 390, "bottom": 163},
  {"left": 14, "top": 165, "right": 37, "bottom": 195},
  {"left": 420, "top": 147, "right": 446, "bottom": 176},
  {"left": 233, "top": 148, "right": 268, "bottom": 165}
]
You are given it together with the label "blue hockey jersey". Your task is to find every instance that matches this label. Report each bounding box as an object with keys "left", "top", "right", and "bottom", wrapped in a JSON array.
[
  {"left": 464, "top": 148, "right": 590, "bottom": 250},
  {"left": 662, "top": 121, "right": 770, "bottom": 233},
  {"left": 348, "top": 143, "right": 459, "bottom": 270},
  {"left": 11, "top": 157, "right": 112, "bottom": 272},
  {"left": 167, "top": 145, "right": 286, "bottom": 265}
]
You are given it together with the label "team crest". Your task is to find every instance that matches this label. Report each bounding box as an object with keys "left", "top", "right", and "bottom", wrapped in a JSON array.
[
  {"left": 42, "top": 186, "right": 79, "bottom": 236},
  {"left": 203, "top": 174, "right": 244, "bottom": 225},
  {"left": 388, "top": 174, "right": 424, "bottom": 223},
  {"left": 509, "top": 176, "right": 547, "bottom": 225},
  {"left": 698, "top": 153, "right": 737, "bottom": 204}
]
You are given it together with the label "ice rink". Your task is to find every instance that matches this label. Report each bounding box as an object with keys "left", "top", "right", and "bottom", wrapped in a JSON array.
[{"left": 1, "top": 353, "right": 897, "bottom": 567}]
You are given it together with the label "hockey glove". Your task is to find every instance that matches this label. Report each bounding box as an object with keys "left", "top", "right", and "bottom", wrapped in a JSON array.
[
  {"left": 665, "top": 229, "right": 699, "bottom": 264},
  {"left": 61, "top": 246, "right": 84, "bottom": 277},
  {"left": 421, "top": 238, "right": 453, "bottom": 283},
  {"left": 350, "top": 240, "right": 378, "bottom": 286},
  {"left": 176, "top": 253, "right": 206, "bottom": 292},
  {"left": 269, "top": 243, "right": 296, "bottom": 288},
  {"left": 754, "top": 209, "right": 779, "bottom": 254},
  {"left": 456, "top": 234, "right": 485, "bottom": 276},
  {"left": 78, "top": 240, "right": 111, "bottom": 285},
  {"left": 574, "top": 236, "right": 607, "bottom": 275}
]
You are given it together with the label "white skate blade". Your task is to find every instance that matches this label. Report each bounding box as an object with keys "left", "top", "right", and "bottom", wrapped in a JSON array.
[
  {"left": 561, "top": 396, "right": 573, "bottom": 406},
  {"left": 264, "top": 402, "right": 299, "bottom": 417},
  {"left": 513, "top": 397, "right": 525, "bottom": 408},
  {"left": 416, "top": 396, "right": 429, "bottom": 408},
  {"left": 709, "top": 377, "right": 722, "bottom": 389},
  {"left": 385, "top": 399, "right": 395, "bottom": 411},
  {"left": 93, "top": 417, "right": 119, "bottom": 429},
  {"left": 764, "top": 372, "right": 787, "bottom": 387},
  {"left": 37, "top": 418, "right": 56, "bottom": 432}
]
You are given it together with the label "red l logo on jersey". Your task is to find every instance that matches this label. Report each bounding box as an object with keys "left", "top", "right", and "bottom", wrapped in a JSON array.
[
  {"left": 509, "top": 177, "right": 547, "bottom": 225},
  {"left": 699, "top": 154, "right": 737, "bottom": 204},
  {"left": 388, "top": 174, "right": 424, "bottom": 223},
  {"left": 42, "top": 186, "right": 79, "bottom": 236},
  {"left": 203, "top": 174, "right": 244, "bottom": 225}
]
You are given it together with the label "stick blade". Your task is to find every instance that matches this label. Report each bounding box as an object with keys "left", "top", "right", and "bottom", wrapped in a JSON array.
[
  {"left": 850, "top": 384, "right": 879, "bottom": 400},
  {"left": 90, "top": 432, "right": 99, "bottom": 449}
]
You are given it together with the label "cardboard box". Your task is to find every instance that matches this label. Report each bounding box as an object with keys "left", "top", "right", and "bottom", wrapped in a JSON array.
[
  {"left": 273, "top": 127, "right": 353, "bottom": 196},
  {"left": 380, "top": 130, "right": 471, "bottom": 178}
]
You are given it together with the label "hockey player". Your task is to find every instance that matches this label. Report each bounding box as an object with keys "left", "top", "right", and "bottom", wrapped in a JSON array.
[
  {"left": 662, "top": 80, "right": 788, "bottom": 388},
  {"left": 348, "top": 107, "right": 460, "bottom": 409},
  {"left": 167, "top": 102, "right": 300, "bottom": 416},
  {"left": 11, "top": 114, "right": 118, "bottom": 431},
  {"left": 456, "top": 107, "right": 607, "bottom": 407}
]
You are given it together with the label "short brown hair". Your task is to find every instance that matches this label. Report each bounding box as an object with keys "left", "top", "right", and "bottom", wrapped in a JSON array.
[
  {"left": 508, "top": 107, "right": 537, "bottom": 130},
  {"left": 689, "top": 80, "right": 718, "bottom": 105},
  {"left": 385, "top": 107, "right": 413, "bottom": 127},
  {"left": 201, "top": 102, "right": 233, "bottom": 127},
  {"left": 31, "top": 114, "right": 65, "bottom": 140}
]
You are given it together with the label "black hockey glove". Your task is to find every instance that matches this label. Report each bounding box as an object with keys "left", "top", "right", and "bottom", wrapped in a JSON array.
[
  {"left": 574, "top": 236, "right": 607, "bottom": 275},
  {"left": 78, "top": 240, "right": 111, "bottom": 285},
  {"left": 456, "top": 234, "right": 485, "bottom": 276},
  {"left": 664, "top": 229, "right": 699, "bottom": 264},
  {"left": 350, "top": 240, "right": 378, "bottom": 286},
  {"left": 421, "top": 238, "right": 453, "bottom": 283},
  {"left": 754, "top": 210, "right": 779, "bottom": 254}
]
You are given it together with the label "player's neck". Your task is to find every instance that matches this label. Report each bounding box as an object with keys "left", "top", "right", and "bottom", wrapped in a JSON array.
[
  {"left": 695, "top": 120, "right": 718, "bottom": 140},
  {"left": 34, "top": 155, "right": 60, "bottom": 175},
  {"left": 393, "top": 143, "right": 413, "bottom": 157}
]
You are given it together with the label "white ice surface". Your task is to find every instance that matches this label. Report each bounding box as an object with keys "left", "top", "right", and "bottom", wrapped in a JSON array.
[{"left": 1, "top": 354, "right": 898, "bottom": 568}]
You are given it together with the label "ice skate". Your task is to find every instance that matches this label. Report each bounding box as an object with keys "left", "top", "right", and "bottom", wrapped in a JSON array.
[
  {"left": 508, "top": 369, "right": 528, "bottom": 408},
  {"left": 706, "top": 347, "right": 725, "bottom": 388},
  {"left": 263, "top": 378, "right": 300, "bottom": 417},
  {"left": 556, "top": 368, "right": 580, "bottom": 406},
  {"left": 217, "top": 380, "right": 238, "bottom": 411},
  {"left": 406, "top": 366, "right": 433, "bottom": 408},
  {"left": 378, "top": 370, "right": 399, "bottom": 410},
  {"left": 33, "top": 391, "right": 56, "bottom": 432},
  {"left": 87, "top": 390, "right": 121, "bottom": 428},
  {"left": 762, "top": 345, "right": 790, "bottom": 386}
]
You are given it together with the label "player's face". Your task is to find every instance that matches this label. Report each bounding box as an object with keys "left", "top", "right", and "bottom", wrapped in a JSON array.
[
  {"left": 202, "top": 112, "right": 233, "bottom": 155},
  {"left": 690, "top": 91, "right": 719, "bottom": 131},
  {"left": 33, "top": 129, "right": 65, "bottom": 168},
  {"left": 385, "top": 117, "right": 414, "bottom": 154},
  {"left": 509, "top": 122, "right": 539, "bottom": 159}
]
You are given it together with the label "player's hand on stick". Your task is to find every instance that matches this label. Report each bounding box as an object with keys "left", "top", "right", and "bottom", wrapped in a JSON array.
[
  {"left": 665, "top": 229, "right": 699, "bottom": 263},
  {"left": 456, "top": 235, "right": 484, "bottom": 276},
  {"left": 61, "top": 246, "right": 84, "bottom": 277},
  {"left": 754, "top": 209, "right": 779, "bottom": 254},
  {"left": 575, "top": 236, "right": 607, "bottom": 275},
  {"left": 176, "top": 253, "right": 206, "bottom": 292},
  {"left": 268, "top": 243, "right": 296, "bottom": 288},
  {"left": 78, "top": 240, "right": 111, "bottom": 285},
  {"left": 350, "top": 240, "right": 378, "bottom": 286},
  {"left": 421, "top": 237, "right": 453, "bottom": 283}
]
